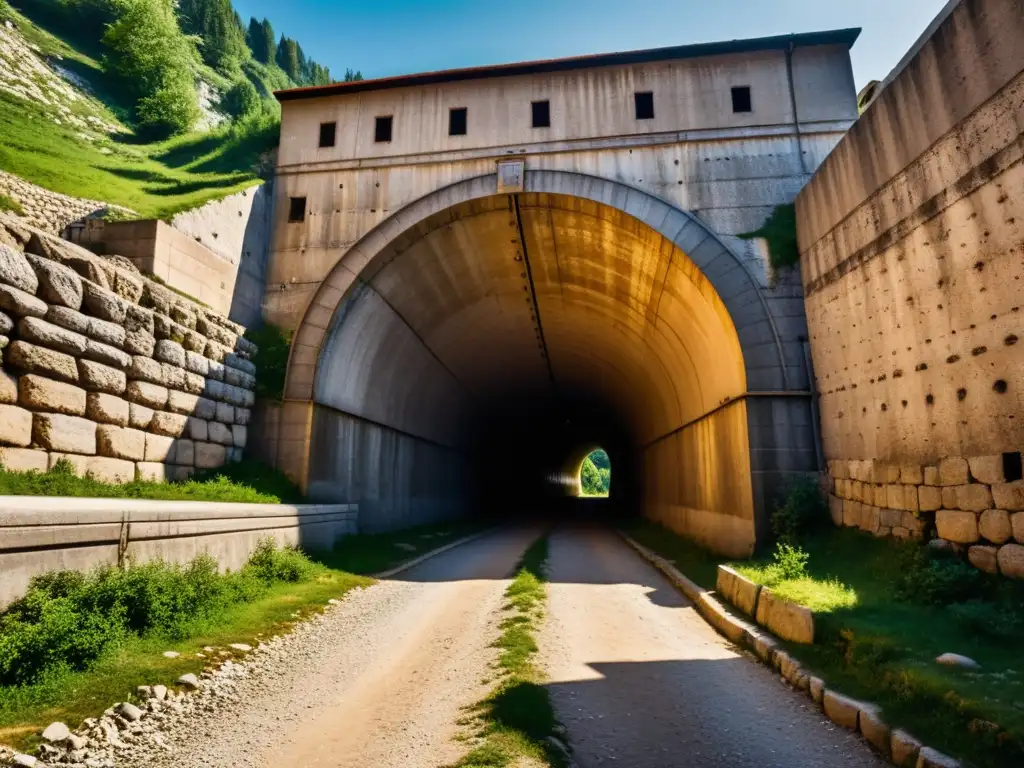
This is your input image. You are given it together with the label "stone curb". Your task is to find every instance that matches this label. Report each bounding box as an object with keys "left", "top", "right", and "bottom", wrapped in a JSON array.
[
  {"left": 372, "top": 526, "right": 501, "bottom": 579},
  {"left": 616, "top": 530, "right": 961, "bottom": 768}
]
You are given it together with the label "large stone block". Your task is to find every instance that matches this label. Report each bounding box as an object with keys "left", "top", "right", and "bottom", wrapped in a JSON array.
[
  {"left": 184, "top": 351, "right": 209, "bottom": 376},
  {"left": 150, "top": 411, "right": 189, "bottom": 438},
  {"left": 33, "top": 413, "right": 96, "bottom": 454},
  {"left": 899, "top": 465, "right": 922, "bottom": 485},
  {"left": 97, "top": 424, "right": 145, "bottom": 461},
  {"left": 0, "top": 243, "right": 39, "bottom": 293},
  {"left": 890, "top": 729, "right": 921, "bottom": 767},
  {"left": 916, "top": 747, "right": 960, "bottom": 768},
  {"left": 172, "top": 439, "right": 194, "bottom": 466},
  {"left": 111, "top": 269, "right": 143, "bottom": 304},
  {"left": 842, "top": 498, "right": 862, "bottom": 528},
  {"left": 859, "top": 705, "right": 890, "bottom": 757},
  {"left": 187, "top": 417, "right": 208, "bottom": 441},
  {"left": 46, "top": 305, "right": 89, "bottom": 334},
  {"left": 18, "top": 316, "right": 87, "bottom": 355},
  {"left": 955, "top": 484, "right": 993, "bottom": 512},
  {"left": 997, "top": 544, "right": 1024, "bottom": 579},
  {"left": 0, "top": 446, "right": 47, "bottom": 472},
  {"left": 231, "top": 424, "right": 246, "bottom": 449},
  {"left": 715, "top": 565, "right": 760, "bottom": 616},
  {"left": 86, "top": 392, "right": 129, "bottom": 426},
  {"left": 18, "top": 374, "right": 86, "bottom": 415},
  {"left": 0, "top": 284, "right": 47, "bottom": 317},
  {"left": 754, "top": 587, "right": 814, "bottom": 644},
  {"left": 129, "top": 403, "right": 154, "bottom": 430},
  {"left": 0, "top": 310, "right": 10, "bottom": 334},
  {"left": 154, "top": 339, "right": 186, "bottom": 368},
  {"left": 88, "top": 317, "right": 126, "bottom": 348},
  {"left": 207, "top": 360, "right": 225, "bottom": 382},
  {"left": 167, "top": 390, "right": 200, "bottom": 415},
  {"left": 968, "top": 455, "right": 1005, "bottom": 485},
  {"left": 902, "top": 510, "right": 928, "bottom": 534},
  {"left": 918, "top": 485, "right": 942, "bottom": 512},
  {"left": 992, "top": 481, "right": 1024, "bottom": 511},
  {"left": 923, "top": 466, "right": 939, "bottom": 486},
  {"left": 935, "top": 510, "right": 979, "bottom": 544},
  {"left": 941, "top": 486, "right": 958, "bottom": 510},
  {"left": 125, "top": 380, "right": 168, "bottom": 409},
  {"left": 81, "top": 282, "right": 127, "bottom": 323},
  {"left": 215, "top": 401, "right": 233, "bottom": 423},
  {"left": 8, "top": 341, "right": 78, "bottom": 383},
  {"left": 48, "top": 451, "right": 89, "bottom": 475},
  {"left": 199, "top": 321, "right": 235, "bottom": 349},
  {"left": 144, "top": 432, "right": 175, "bottom": 462},
  {"left": 82, "top": 339, "right": 130, "bottom": 369},
  {"left": 224, "top": 352, "right": 256, "bottom": 376},
  {"left": 1013, "top": 512, "right": 1024, "bottom": 544},
  {"left": 194, "top": 441, "right": 226, "bottom": 469},
  {"left": 858, "top": 504, "right": 881, "bottom": 534},
  {"left": 182, "top": 329, "right": 206, "bottom": 352},
  {"left": 208, "top": 421, "right": 233, "bottom": 445},
  {"left": 24, "top": 252, "right": 81, "bottom": 309},
  {"left": 205, "top": 339, "right": 230, "bottom": 362},
  {"left": 193, "top": 396, "right": 216, "bottom": 421},
  {"left": 938, "top": 457, "right": 969, "bottom": 486},
  {"left": 129, "top": 356, "right": 163, "bottom": 385},
  {"left": 879, "top": 507, "right": 903, "bottom": 528},
  {"left": 124, "top": 303, "right": 154, "bottom": 334},
  {"left": 85, "top": 456, "right": 134, "bottom": 484},
  {"left": 822, "top": 690, "right": 860, "bottom": 730},
  {"left": 162, "top": 363, "right": 186, "bottom": 391},
  {"left": 182, "top": 371, "right": 205, "bottom": 395},
  {"left": 234, "top": 407, "right": 251, "bottom": 426},
  {"left": 124, "top": 330, "right": 156, "bottom": 356},
  {"left": 978, "top": 509, "right": 1012, "bottom": 543},
  {"left": 967, "top": 545, "right": 999, "bottom": 574},
  {"left": 78, "top": 359, "right": 127, "bottom": 395},
  {"left": 0, "top": 370, "right": 16, "bottom": 404},
  {"left": 0, "top": 404, "right": 33, "bottom": 446},
  {"left": 136, "top": 461, "right": 168, "bottom": 483}
]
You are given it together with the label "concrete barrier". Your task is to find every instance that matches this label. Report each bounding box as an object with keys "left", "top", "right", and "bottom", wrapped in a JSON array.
[{"left": 0, "top": 496, "right": 357, "bottom": 608}]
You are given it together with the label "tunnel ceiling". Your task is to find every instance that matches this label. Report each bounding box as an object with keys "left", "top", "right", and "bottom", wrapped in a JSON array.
[{"left": 316, "top": 192, "right": 747, "bottom": 450}]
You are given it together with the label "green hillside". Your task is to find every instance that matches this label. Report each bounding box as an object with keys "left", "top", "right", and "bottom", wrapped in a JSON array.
[{"left": 0, "top": 0, "right": 360, "bottom": 219}]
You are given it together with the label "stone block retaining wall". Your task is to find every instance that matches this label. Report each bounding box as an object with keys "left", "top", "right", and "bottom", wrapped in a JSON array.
[
  {"left": 826, "top": 456, "right": 1024, "bottom": 579},
  {"left": 0, "top": 497, "right": 357, "bottom": 608},
  {"left": 0, "top": 213, "right": 258, "bottom": 481}
]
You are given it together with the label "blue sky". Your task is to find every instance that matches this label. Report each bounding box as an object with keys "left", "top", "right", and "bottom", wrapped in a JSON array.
[{"left": 233, "top": 0, "right": 949, "bottom": 89}]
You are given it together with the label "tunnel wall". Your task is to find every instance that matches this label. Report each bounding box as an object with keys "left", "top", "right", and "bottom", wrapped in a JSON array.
[{"left": 795, "top": 0, "right": 1024, "bottom": 569}]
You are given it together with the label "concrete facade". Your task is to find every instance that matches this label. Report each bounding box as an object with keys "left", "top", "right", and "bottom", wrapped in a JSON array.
[
  {"left": 0, "top": 497, "right": 357, "bottom": 608},
  {"left": 267, "top": 31, "right": 862, "bottom": 554},
  {"left": 796, "top": 0, "right": 1024, "bottom": 573}
]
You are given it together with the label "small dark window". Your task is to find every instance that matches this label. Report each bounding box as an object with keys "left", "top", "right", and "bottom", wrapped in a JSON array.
[
  {"left": 449, "top": 107, "right": 467, "bottom": 136},
  {"left": 531, "top": 100, "right": 550, "bottom": 128},
  {"left": 1005, "top": 452, "right": 1024, "bottom": 482},
  {"left": 731, "top": 86, "right": 752, "bottom": 113},
  {"left": 374, "top": 115, "right": 393, "bottom": 142},
  {"left": 634, "top": 91, "right": 654, "bottom": 120},
  {"left": 288, "top": 197, "right": 306, "bottom": 223},
  {"left": 318, "top": 121, "right": 336, "bottom": 148}
]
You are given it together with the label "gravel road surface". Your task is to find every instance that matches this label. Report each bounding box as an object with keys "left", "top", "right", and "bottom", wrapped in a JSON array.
[
  {"left": 142, "top": 526, "right": 541, "bottom": 768},
  {"left": 540, "top": 525, "right": 886, "bottom": 768}
]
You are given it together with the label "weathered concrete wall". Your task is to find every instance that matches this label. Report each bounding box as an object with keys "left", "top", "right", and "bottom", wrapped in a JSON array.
[
  {"left": 0, "top": 214, "right": 256, "bottom": 482},
  {"left": 0, "top": 497, "right": 356, "bottom": 608},
  {"left": 266, "top": 41, "right": 858, "bottom": 331},
  {"left": 795, "top": 0, "right": 1024, "bottom": 575}
]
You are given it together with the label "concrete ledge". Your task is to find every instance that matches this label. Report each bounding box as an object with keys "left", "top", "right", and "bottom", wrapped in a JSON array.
[
  {"left": 0, "top": 496, "right": 358, "bottom": 608},
  {"left": 754, "top": 586, "right": 815, "bottom": 644}
]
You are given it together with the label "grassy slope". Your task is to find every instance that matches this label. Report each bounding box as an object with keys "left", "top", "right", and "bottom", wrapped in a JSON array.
[
  {"left": 0, "top": 6, "right": 273, "bottom": 220},
  {"left": 626, "top": 520, "right": 1024, "bottom": 768},
  {"left": 451, "top": 534, "right": 568, "bottom": 768},
  {"left": 0, "top": 520, "right": 484, "bottom": 753}
]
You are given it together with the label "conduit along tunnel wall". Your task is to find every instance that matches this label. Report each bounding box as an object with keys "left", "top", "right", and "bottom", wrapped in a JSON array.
[{"left": 299, "top": 172, "right": 813, "bottom": 558}]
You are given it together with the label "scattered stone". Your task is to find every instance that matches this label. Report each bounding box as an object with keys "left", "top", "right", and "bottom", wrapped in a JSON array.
[
  {"left": 11, "top": 753, "right": 37, "bottom": 767},
  {"left": 67, "top": 733, "right": 87, "bottom": 751},
  {"left": 41, "top": 721, "right": 71, "bottom": 743},
  {"left": 229, "top": 643, "right": 252, "bottom": 652},
  {"left": 162, "top": 651, "right": 180, "bottom": 659},
  {"left": 936, "top": 653, "right": 980, "bottom": 669},
  {"left": 177, "top": 673, "right": 200, "bottom": 690},
  {"left": 395, "top": 542, "right": 417, "bottom": 552},
  {"left": 152, "top": 684, "right": 168, "bottom": 701},
  {"left": 116, "top": 702, "right": 143, "bottom": 722}
]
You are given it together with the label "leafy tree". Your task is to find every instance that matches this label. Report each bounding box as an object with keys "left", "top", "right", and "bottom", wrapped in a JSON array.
[
  {"left": 222, "top": 79, "right": 260, "bottom": 118},
  {"left": 102, "top": 0, "right": 200, "bottom": 136},
  {"left": 588, "top": 449, "right": 610, "bottom": 470},
  {"left": 579, "top": 450, "right": 611, "bottom": 496},
  {"left": 177, "top": 0, "right": 249, "bottom": 74}
]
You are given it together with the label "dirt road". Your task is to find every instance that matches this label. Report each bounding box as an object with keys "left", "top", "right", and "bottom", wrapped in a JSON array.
[
  {"left": 146, "top": 526, "right": 542, "bottom": 768},
  {"left": 541, "top": 525, "right": 885, "bottom": 768}
]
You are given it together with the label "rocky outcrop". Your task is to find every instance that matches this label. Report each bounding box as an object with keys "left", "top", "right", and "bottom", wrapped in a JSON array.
[
  {"left": 0, "top": 215, "right": 257, "bottom": 481},
  {"left": 0, "top": 171, "right": 133, "bottom": 235}
]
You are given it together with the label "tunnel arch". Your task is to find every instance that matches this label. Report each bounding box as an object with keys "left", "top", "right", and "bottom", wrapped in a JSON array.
[{"left": 282, "top": 170, "right": 808, "bottom": 557}]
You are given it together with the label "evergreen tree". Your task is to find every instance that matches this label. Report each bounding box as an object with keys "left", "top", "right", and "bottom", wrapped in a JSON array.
[
  {"left": 275, "top": 35, "right": 300, "bottom": 82},
  {"left": 343, "top": 68, "right": 363, "bottom": 82},
  {"left": 246, "top": 16, "right": 274, "bottom": 63},
  {"left": 259, "top": 19, "right": 275, "bottom": 65},
  {"left": 177, "top": 0, "right": 248, "bottom": 74}
]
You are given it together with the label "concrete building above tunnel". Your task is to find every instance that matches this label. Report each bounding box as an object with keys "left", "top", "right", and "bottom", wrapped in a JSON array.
[{"left": 261, "top": 29, "right": 863, "bottom": 556}]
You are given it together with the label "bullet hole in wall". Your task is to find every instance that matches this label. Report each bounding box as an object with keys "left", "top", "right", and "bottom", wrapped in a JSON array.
[
  {"left": 926, "top": 394, "right": 935, "bottom": 405},
  {"left": 993, "top": 380, "right": 1008, "bottom": 394},
  {"left": 916, "top": 363, "right": 928, "bottom": 371},
  {"left": 1006, "top": 334, "right": 1019, "bottom": 346},
  {"left": 957, "top": 388, "right": 968, "bottom": 401},
  {"left": 881, "top": 403, "right": 888, "bottom": 411},
  {"left": 946, "top": 354, "right": 960, "bottom": 364},
  {"left": 974, "top": 261, "right": 985, "bottom": 271},
  {"left": 902, "top": 400, "right": 908, "bottom": 408}
]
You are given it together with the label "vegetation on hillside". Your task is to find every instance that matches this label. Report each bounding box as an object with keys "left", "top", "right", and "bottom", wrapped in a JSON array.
[
  {"left": 1, "top": 0, "right": 362, "bottom": 216},
  {"left": 579, "top": 449, "right": 610, "bottom": 496}
]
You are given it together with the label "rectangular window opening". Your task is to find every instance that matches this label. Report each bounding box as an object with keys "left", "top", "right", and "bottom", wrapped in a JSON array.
[
  {"left": 732, "top": 86, "right": 752, "bottom": 113},
  {"left": 374, "top": 115, "right": 393, "bottom": 143},
  {"left": 449, "top": 107, "right": 467, "bottom": 136},
  {"left": 288, "top": 197, "right": 306, "bottom": 223},
  {"left": 1004, "top": 452, "right": 1023, "bottom": 482},
  {"left": 318, "top": 121, "right": 337, "bottom": 148},
  {"left": 634, "top": 91, "right": 654, "bottom": 120},
  {"left": 531, "top": 100, "right": 550, "bottom": 128}
]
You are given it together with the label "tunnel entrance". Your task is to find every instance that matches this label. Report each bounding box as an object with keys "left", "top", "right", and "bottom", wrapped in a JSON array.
[
  {"left": 579, "top": 450, "right": 610, "bottom": 498},
  {"left": 287, "top": 171, "right": 814, "bottom": 558}
]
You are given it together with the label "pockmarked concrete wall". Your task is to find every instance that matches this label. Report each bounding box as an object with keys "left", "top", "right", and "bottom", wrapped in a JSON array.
[
  {"left": 266, "top": 43, "right": 858, "bottom": 331},
  {"left": 0, "top": 497, "right": 357, "bottom": 608},
  {"left": 795, "top": 0, "right": 1024, "bottom": 576},
  {"left": 0, "top": 214, "right": 257, "bottom": 482}
]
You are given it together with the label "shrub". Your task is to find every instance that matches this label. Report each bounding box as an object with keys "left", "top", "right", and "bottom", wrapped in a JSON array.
[
  {"left": 0, "top": 540, "right": 317, "bottom": 685},
  {"left": 895, "top": 547, "right": 987, "bottom": 606},
  {"left": 771, "top": 542, "right": 810, "bottom": 581},
  {"left": 948, "top": 599, "right": 1022, "bottom": 641},
  {"left": 223, "top": 79, "right": 260, "bottom": 119},
  {"left": 244, "top": 323, "right": 292, "bottom": 402},
  {"left": 771, "top": 475, "right": 826, "bottom": 545},
  {"left": 738, "top": 203, "right": 799, "bottom": 269}
]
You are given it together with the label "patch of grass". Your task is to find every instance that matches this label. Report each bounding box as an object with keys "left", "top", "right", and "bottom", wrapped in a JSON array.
[
  {"left": 626, "top": 521, "right": 1024, "bottom": 767},
  {"left": 739, "top": 203, "right": 799, "bottom": 270},
  {"left": 731, "top": 542, "right": 857, "bottom": 613},
  {"left": 0, "top": 541, "right": 373, "bottom": 752},
  {"left": 449, "top": 534, "right": 568, "bottom": 768},
  {"left": 0, "top": 458, "right": 303, "bottom": 503},
  {"left": 0, "top": 193, "right": 24, "bottom": 216},
  {"left": 245, "top": 323, "right": 292, "bottom": 402},
  {"left": 313, "top": 520, "right": 486, "bottom": 575}
]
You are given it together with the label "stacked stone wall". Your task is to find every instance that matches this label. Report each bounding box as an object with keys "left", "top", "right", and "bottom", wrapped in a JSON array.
[
  {"left": 826, "top": 455, "right": 1024, "bottom": 579},
  {"left": 0, "top": 214, "right": 257, "bottom": 482}
]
